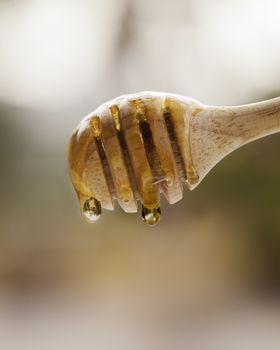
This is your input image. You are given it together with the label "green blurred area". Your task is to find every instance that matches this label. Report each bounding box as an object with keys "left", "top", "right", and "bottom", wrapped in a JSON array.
[{"left": 0, "top": 92, "right": 279, "bottom": 300}]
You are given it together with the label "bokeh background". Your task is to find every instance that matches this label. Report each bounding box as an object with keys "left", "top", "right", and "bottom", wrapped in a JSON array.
[{"left": 0, "top": 0, "right": 280, "bottom": 349}]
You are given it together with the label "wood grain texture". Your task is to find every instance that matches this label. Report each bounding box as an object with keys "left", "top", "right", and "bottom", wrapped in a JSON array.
[{"left": 190, "top": 96, "right": 280, "bottom": 189}]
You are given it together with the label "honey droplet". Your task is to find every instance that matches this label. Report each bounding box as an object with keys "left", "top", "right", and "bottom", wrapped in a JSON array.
[
  {"left": 82, "top": 197, "right": 102, "bottom": 222},
  {"left": 141, "top": 204, "right": 161, "bottom": 226}
]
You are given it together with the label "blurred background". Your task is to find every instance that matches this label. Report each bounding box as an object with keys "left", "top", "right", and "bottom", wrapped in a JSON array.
[{"left": 0, "top": 0, "right": 280, "bottom": 349}]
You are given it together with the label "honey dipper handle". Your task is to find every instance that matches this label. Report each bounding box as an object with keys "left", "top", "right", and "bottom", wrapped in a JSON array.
[
  {"left": 190, "top": 96, "right": 280, "bottom": 188},
  {"left": 216, "top": 96, "right": 280, "bottom": 143}
]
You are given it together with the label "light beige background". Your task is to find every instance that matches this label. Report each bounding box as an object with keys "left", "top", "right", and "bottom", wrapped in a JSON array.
[{"left": 0, "top": 0, "right": 279, "bottom": 349}]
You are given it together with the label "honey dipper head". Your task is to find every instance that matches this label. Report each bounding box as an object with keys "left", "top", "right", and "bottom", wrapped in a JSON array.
[{"left": 68, "top": 92, "right": 201, "bottom": 225}]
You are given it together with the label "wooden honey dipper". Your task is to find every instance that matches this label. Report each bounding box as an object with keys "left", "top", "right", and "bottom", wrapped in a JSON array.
[{"left": 68, "top": 92, "right": 280, "bottom": 225}]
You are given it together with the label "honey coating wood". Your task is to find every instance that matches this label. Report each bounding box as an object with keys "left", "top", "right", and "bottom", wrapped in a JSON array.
[
  {"left": 143, "top": 97, "right": 182, "bottom": 204},
  {"left": 68, "top": 119, "right": 114, "bottom": 211},
  {"left": 68, "top": 92, "right": 280, "bottom": 225},
  {"left": 162, "top": 97, "right": 199, "bottom": 185},
  {"left": 100, "top": 106, "right": 137, "bottom": 213}
]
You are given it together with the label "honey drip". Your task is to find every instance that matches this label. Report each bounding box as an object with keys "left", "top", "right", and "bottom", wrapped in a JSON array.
[
  {"left": 141, "top": 204, "right": 161, "bottom": 226},
  {"left": 82, "top": 197, "right": 102, "bottom": 222}
]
